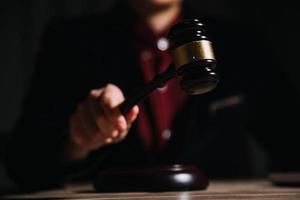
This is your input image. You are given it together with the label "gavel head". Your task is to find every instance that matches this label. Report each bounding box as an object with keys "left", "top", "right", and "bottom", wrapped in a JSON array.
[{"left": 167, "top": 19, "right": 219, "bottom": 95}]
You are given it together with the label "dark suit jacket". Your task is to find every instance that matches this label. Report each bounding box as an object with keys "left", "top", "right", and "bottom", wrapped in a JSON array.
[{"left": 5, "top": 2, "right": 300, "bottom": 191}]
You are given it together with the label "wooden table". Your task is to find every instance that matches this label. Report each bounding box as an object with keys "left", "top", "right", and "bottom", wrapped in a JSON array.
[{"left": 3, "top": 180, "right": 300, "bottom": 200}]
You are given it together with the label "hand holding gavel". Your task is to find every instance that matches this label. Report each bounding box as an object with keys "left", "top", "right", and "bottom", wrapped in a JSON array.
[
  {"left": 66, "top": 84, "right": 139, "bottom": 160},
  {"left": 66, "top": 19, "right": 219, "bottom": 160}
]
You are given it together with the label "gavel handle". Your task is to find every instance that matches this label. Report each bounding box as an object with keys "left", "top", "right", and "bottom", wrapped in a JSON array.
[{"left": 119, "top": 64, "right": 176, "bottom": 114}]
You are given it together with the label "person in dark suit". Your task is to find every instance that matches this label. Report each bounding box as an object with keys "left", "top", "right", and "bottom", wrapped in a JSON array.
[{"left": 5, "top": 0, "right": 300, "bottom": 191}]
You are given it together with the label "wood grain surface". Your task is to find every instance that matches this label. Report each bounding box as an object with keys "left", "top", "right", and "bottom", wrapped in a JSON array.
[{"left": 3, "top": 180, "right": 300, "bottom": 200}]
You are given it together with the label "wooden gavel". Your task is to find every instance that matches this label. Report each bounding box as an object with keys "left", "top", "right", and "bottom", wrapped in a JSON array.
[
  {"left": 94, "top": 20, "right": 217, "bottom": 193},
  {"left": 119, "top": 19, "right": 219, "bottom": 114}
]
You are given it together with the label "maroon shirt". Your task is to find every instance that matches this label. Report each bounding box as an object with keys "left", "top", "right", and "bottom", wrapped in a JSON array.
[{"left": 133, "top": 15, "right": 188, "bottom": 152}]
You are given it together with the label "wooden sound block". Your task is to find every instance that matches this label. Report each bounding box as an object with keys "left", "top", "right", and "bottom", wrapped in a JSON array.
[
  {"left": 270, "top": 171, "right": 300, "bottom": 187},
  {"left": 93, "top": 164, "right": 209, "bottom": 192}
]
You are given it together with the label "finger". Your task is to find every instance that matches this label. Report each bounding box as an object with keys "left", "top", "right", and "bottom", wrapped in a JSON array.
[
  {"left": 90, "top": 88, "right": 104, "bottom": 97},
  {"left": 85, "top": 90, "right": 114, "bottom": 136},
  {"left": 87, "top": 84, "right": 127, "bottom": 142},
  {"left": 125, "top": 105, "right": 139, "bottom": 124},
  {"left": 116, "top": 106, "right": 139, "bottom": 142},
  {"left": 97, "top": 108, "right": 127, "bottom": 141},
  {"left": 87, "top": 99, "right": 117, "bottom": 139},
  {"left": 114, "top": 115, "right": 127, "bottom": 133},
  {"left": 114, "top": 106, "right": 139, "bottom": 142},
  {"left": 87, "top": 93, "right": 124, "bottom": 142},
  {"left": 104, "top": 130, "right": 118, "bottom": 144},
  {"left": 99, "top": 85, "right": 127, "bottom": 132}
]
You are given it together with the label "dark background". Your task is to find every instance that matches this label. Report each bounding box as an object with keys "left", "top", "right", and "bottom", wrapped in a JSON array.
[{"left": 0, "top": 0, "right": 299, "bottom": 190}]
